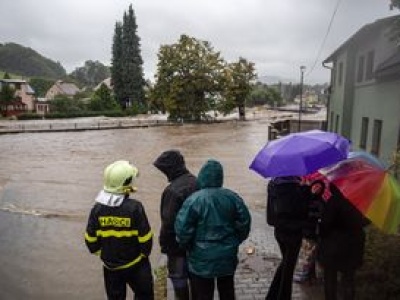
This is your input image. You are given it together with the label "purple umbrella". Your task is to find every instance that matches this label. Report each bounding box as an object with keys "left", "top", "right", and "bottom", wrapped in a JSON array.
[{"left": 249, "top": 129, "right": 350, "bottom": 178}]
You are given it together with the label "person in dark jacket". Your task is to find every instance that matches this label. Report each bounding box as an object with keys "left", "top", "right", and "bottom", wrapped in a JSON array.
[
  {"left": 85, "top": 160, "right": 154, "bottom": 300},
  {"left": 266, "top": 176, "right": 309, "bottom": 300},
  {"left": 317, "top": 183, "right": 369, "bottom": 300},
  {"left": 175, "top": 159, "right": 251, "bottom": 300},
  {"left": 154, "top": 150, "right": 198, "bottom": 300}
]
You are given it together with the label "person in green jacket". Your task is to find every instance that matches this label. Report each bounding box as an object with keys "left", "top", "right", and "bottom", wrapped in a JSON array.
[{"left": 175, "top": 159, "right": 251, "bottom": 300}]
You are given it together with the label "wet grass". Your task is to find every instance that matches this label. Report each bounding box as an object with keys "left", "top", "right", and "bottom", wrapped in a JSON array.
[
  {"left": 154, "top": 265, "right": 167, "bottom": 300},
  {"left": 356, "top": 227, "right": 400, "bottom": 299}
]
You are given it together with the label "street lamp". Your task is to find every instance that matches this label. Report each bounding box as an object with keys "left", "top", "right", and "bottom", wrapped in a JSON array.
[{"left": 298, "top": 66, "right": 306, "bottom": 132}]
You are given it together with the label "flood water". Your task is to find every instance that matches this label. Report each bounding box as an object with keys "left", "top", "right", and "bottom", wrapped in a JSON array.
[{"left": 0, "top": 120, "right": 271, "bottom": 299}]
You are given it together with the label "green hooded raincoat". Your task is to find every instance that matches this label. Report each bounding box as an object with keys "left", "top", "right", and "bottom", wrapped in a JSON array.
[{"left": 175, "top": 159, "right": 251, "bottom": 278}]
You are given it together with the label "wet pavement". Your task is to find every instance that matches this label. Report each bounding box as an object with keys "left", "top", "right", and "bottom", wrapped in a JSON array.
[{"left": 166, "top": 209, "right": 324, "bottom": 299}]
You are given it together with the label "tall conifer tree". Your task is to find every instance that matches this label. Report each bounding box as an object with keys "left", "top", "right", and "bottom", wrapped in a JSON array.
[
  {"left": 111, "top": 4, "right": 145, "bottom": 109},
  {"left": 111, "top": 22, "right": 124, "bottom": 106}
]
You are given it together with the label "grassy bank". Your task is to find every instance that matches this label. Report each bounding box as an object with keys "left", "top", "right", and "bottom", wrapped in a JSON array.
[{"left": 357, "top": 227, "right": 400, "bottom": 299}]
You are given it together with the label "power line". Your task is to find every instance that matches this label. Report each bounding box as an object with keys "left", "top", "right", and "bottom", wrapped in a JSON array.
[{"left": 305, "top": 0, "right": 342, "bottom": 77}]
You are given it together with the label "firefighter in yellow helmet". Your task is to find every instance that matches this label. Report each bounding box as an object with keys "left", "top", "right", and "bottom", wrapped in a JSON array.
[{"left": 84, "top": 160, "right": 154, "bottom": 299}]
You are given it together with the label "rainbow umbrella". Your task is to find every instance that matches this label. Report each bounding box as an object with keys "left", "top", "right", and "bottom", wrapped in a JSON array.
[
  {"left": 348, "top": 150, "right": 387, "bottom": 169},
  {"left": 319, "top": 159, "right": 400, "bottom": 234}
]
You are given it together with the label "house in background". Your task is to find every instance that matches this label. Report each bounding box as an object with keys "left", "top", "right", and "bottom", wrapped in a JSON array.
[
  {"left": 0, "top": 79, "right": 36, "bottom": 117},
  {"left": 323, "top": 15, "right": 400, "bottom": 165},
  {"left": 35, "top": 97, "right": 50, "bottom": 115},
  {"left": 45, "top": 80, "right": 80, "bottom": 100},
  {"left": 94, "top": 77, "right": 112, "bottom": 91}
]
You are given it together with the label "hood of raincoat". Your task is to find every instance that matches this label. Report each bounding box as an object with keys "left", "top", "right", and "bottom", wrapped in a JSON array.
[
  {"left": 154, "top": 150, "right": 188, "bottom": 182},
  {"left": 197, "top": 159, "right": 223, "bottom": 189}
]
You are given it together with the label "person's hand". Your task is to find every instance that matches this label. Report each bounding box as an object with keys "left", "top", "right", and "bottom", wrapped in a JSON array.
[{"left": 310, "top": 180, "right": 325, "bottom": 196}]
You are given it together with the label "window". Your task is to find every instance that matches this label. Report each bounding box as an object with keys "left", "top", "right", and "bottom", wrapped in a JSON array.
[
  {"left": 359, "top": 117, "right": 369, "bottom": 149},
  {"left": 397, "top": 124, "right": 400, "bottom": 151},
  {"left": 365, "top": 51, "right": 375, "bottom": 80},
  {"left": 338, "top": 62, "right": 343, "bottom": 86},
  {"left": 357, "top": 55, "right": 365, "bottom": 83},
  {"left": 371, "top": 119, "right": 382, "bottom": 156},
  {"left": 335, "top": 114, "right": 340, "bottom": 133}
]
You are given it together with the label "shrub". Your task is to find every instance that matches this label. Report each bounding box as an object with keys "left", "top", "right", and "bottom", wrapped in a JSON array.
[{"left": 356, "top": 226, "right": 400, "bottom": 299}]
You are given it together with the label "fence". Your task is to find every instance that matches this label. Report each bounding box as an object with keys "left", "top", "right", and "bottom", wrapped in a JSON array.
[{"left": 0, "top": 119, "right": 174, "bottom": 134}]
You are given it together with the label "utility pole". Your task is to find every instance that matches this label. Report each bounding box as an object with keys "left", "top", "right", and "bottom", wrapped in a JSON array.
[{"left": 298, "top": 66, "right": 306, "bottom": 132}]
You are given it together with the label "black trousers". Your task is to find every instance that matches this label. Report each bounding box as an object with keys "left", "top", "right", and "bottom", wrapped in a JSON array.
[
  {"left": 324, "top": 267, "right": 356, "bottom": 300},
  {"left": 103, "top": 258, "right": 154, "bottom": 300},
  {"left": 167, "top": 255, "right": 193, "bottom": 300},
  {"left": 266, "top": 228, "right": 302, "bottom": 300},
  {"left": 190, "top": 272, "right": 235, "bottom": 300}
]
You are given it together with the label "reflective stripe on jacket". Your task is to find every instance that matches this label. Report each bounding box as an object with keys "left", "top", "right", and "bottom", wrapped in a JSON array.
[{"left": 85, "top": 197, "right": 153, "bottom": 270}]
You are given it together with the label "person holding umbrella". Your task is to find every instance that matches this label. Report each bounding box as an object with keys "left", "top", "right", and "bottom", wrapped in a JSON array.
[
  {"left": 265, "top": 176, "right": 309, "bottom": 300},
  {"left": 317, "top": 183, "right": 369, "bottom": 300}
]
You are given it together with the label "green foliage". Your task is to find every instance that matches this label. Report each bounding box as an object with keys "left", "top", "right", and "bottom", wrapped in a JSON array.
[
  {"left": 16, "top": 113, "right": 44, "bottom": 120},
  {"left": 89, "top": 84, "right": 120, "bottom": 111},
  {"left": 69, "top": 60, "right": 110, "bottom": 88},
  {"left": 111, "top": 22, "right": 124, "bottom": 106},
  {"left": 357, "top": 226, "right": 400, "bottom": 299},
  {"left": 389, "top": 1, "right": 400, "bottom": 44},
  {"left": 152, "top": 34, "right": 226, "bottom": 121},
  {"left": 50, "top": 95, "right": 86, "bottom": 113},
  {"left": 0, "top": 80, "right": 15, "bottom": 115},
  {"left": 111, "top": 5, "right": 145, "bottom": 109},
  {"left": 219, "top": 57, "right": 256, "bottom": 120},
  {"left": 29, "top": 77, "right": 54, "bottom": 97},
  {"left": 0, "top": 43, "right": 66, "bottom": 79},
  {"left": 247, "top": 83, "right": 283, "bottom": 107},
  {"left": 390, "top": 148, "right": 400, "bottom": 179}
]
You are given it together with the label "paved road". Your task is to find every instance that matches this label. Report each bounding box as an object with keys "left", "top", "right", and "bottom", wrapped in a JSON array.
[{"left": 167, "top": 209, "right": 324, "bottom": 299}]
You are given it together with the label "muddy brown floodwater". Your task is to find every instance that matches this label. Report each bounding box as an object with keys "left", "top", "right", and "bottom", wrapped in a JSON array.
[{"left": 0, "top": 120, "right": 271, "bottom": 299}]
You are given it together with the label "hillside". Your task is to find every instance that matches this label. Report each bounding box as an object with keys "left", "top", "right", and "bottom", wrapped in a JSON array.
[{"left": 0, "top": 42, "right": 66, "bottom": 79}]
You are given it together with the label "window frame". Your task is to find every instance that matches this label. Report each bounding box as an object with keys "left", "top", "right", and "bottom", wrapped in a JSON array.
[
  {"left": 371, "top": 119, "right": 382, "bottom": 156},
  {"left": 359, "top": 117, "right": 369, "bottom": 150}
]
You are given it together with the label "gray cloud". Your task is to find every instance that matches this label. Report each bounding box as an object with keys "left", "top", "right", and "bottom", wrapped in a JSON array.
[{"left": 0, "top": 0, "right": 396, "bottom": 84}]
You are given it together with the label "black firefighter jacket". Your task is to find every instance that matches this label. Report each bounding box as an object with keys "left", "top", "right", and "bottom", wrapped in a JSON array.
[{"left": 85, "top": 196, "right": 153, "bottom": 270}]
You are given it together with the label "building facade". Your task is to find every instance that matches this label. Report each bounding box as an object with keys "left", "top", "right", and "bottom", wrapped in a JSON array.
[
  {"left": 0, "top": 79, "right": 36, "bottom": 117},
  {"left": 324, "top": 15, "right": 400, "bottom": 165}
]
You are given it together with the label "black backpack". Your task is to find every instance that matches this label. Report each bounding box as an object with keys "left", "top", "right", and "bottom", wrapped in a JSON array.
[{"left": 266, "top": 176, "right": 307, "bottom": 228}]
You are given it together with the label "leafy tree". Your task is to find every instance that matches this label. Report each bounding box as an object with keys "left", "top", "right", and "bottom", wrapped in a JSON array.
[
  {"left": 88, "top": 83, "right": 120, "bottom": 111},
  {"left": 29, "top": 77, "right": 54, "bottom": 97},
  {"left": 220, "top": 58, "right": 256, "bottom": 120},
  {"left": 0, "top": 73, "right": 15, "bottom": 115},
  {"left": 247, "top": 83, "right": 283, "bottom": 107},
  {"left": 390, "top": 1, "right": 400, "bottom": 44},
  {"left": 111, "top": 22, "right": 124, "bottom": 106},
  {"left": 50, "top": 95, "right": 86, "bottom": 113},
  {"left": 152, "top": 34, "right": 225, "bottom": 121},
  {"left": 69, "top": 60, "right": 110, "bottom": 88}
]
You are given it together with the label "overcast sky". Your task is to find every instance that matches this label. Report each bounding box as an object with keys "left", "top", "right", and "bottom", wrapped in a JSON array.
[{"left": 0, "top": 0, "right": 396, "bottom": 84}]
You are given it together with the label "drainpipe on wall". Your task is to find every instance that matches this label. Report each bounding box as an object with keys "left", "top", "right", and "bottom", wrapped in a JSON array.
[{"left": 322, "top": 61, "right": 333, "bottom": 131}]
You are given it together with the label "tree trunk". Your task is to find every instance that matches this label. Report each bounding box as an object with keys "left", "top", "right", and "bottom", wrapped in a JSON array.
[{"left": 238, "top": 105, "right": 246, "bottom": 121}]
